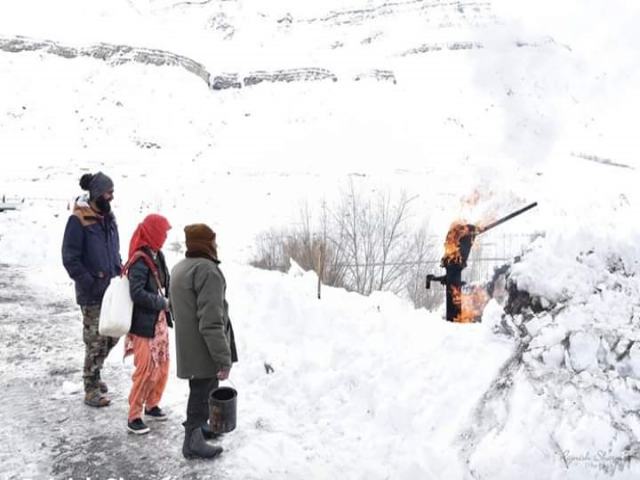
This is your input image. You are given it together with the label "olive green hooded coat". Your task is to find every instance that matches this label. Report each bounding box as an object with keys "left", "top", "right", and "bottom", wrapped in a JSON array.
[{"left": 170, "top": 256, "right": 238, "bottom": 379}]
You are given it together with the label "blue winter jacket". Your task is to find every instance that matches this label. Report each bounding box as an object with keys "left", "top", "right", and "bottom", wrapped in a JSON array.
[{"left": 61, "top": 197, "right": 122, "bottom": 305}]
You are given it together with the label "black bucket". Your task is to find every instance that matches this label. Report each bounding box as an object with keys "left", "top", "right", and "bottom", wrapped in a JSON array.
[{"left": 208, "top": 386, "right": 237, "bottom": 434}]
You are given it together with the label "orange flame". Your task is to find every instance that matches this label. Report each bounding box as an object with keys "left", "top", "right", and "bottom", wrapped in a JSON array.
[
  {"left": 453, "top": 285, "right": 490, "bottom": 323},
  {"left": 442, "top": 222, "right": 475, "bottom": 266},
  {"left": 451, "top": 284, "right": 463, "bottom": 319}
]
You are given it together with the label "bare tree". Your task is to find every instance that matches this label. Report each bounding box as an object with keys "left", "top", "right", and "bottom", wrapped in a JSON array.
[
  {"left": 250, "top": 180, "right": 442, "bottom": 309},
  {"left": 327, "top": 181, "right": 424, "bottom": 296},
  {"left": 376, "top": 190, "right": 414, "bottom": 293},
  {"left": 405, "top": 231, "right": 442, "bottom": 309},
  {"left": 319, "top": 200, "right": 348, "bottom": 289},
  {"left": 250, "top": 228, "right": 288, "bottom": 271}
]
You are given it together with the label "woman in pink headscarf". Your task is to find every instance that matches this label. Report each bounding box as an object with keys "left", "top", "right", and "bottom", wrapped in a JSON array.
[{"left": 123, "top": 214, "right": 172, "bottom": 435}]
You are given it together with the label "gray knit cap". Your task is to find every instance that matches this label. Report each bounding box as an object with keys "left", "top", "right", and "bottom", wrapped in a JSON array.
[{"left": 88, "top": 172, "right": 114, "bottom": 200}]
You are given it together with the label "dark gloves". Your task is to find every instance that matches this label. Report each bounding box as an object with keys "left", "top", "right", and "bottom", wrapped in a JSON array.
[{"left": 165, "top": 308, "right": 174, "bottom": 328}]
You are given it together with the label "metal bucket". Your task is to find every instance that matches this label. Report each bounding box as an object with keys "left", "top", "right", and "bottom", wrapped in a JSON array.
[{"left": 208, "top": 386, "right": 237, "bottom": 434}]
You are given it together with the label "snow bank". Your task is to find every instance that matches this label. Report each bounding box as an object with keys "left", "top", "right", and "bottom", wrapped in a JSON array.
[{"left": 481, "top": 232, "right": 640, "bottom": 478}]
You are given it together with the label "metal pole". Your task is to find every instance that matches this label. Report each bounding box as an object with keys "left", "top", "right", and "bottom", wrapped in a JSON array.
[
  {"left": 317, "top": 244, "right": 324, "bottom": 300},
  {"left": 479, "top": 202, "right": 538, "bottom": 234}
]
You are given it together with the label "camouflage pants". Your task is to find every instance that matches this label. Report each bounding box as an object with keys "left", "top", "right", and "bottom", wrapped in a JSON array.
[{"left": 81, "top": 305, "right": 119, "bottom": 395}]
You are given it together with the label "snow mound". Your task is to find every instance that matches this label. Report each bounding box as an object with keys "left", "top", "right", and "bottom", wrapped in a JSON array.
[{"left": 479, "top": 232, "right": 640, "bottom": 477}]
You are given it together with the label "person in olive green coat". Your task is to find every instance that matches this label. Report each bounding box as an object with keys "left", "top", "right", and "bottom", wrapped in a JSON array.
[{"left": 170, "top": 223, "right": 238, "bottom": 460}]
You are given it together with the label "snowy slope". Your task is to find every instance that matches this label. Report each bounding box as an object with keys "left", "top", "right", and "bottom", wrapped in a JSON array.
[{"left": 1, "top": 0, "right": 640, "bottom": 478}]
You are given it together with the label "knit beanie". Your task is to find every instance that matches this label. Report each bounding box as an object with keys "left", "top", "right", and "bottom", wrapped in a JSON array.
[
  {"left": 184, "top": 223, "right": 218, "bottom": 261},
  {"left": 79, "top": 172, "right": 114, "bottom": 201}
]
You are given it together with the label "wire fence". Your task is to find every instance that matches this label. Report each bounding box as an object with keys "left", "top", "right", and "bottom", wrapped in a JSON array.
[
  {"left": 465, "top": 233, "right": 537, "bottom": 284},
  {"left": 268, "top": 233, "right": 537, "bottom": 284}
]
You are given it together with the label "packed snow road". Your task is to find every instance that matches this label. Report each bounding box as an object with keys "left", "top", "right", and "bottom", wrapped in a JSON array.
[{"left": 0, "top": 263, "right": 228, "bottom": 480}]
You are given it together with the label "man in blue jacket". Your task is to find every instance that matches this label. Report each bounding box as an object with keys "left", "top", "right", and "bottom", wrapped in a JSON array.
[{"left": 62, "top": 172, "right": 122, "bottom": 407}]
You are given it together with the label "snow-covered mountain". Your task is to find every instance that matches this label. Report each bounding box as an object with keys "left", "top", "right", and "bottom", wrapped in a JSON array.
[{"left": 1, "top": 0, "right": 639, "bottom": 478}]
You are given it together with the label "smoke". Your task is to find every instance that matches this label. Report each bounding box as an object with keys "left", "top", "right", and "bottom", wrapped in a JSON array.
[
  {"left": 471, "top": 0, "right": 640, "bottom": 169},
  {"left": 470, "top": 25, "right": 569, "bottom": 168}
]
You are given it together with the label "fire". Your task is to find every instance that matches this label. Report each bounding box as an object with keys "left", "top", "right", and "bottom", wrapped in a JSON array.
[
  {"left": 442, "top": 222, "right": 477, "bottom": 267},
  {"left": 451, "top": 284, "right": 462, "bottom": 318},
  {"left": 452, "top": 284, "right": 489, "bottom": 323}
]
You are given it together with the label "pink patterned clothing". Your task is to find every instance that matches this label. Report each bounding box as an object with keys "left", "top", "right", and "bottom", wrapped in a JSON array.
[
  {"left": 125, "top": 311, "right": 170, "bottom": 421},
  {"left": 124, "top": 311, "right": 169, "bottom": 366}
]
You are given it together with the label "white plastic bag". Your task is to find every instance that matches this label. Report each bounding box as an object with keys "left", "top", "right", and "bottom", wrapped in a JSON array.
[{"left": 98, "top": 276, "right": 133, "bottom": 337}]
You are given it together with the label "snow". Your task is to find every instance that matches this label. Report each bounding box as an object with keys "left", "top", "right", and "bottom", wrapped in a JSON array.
[{"left": 1, "top": 0, "right": 640, "bottom": 478}]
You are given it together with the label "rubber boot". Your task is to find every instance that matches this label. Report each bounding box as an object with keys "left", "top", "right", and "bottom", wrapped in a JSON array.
[{"left": 183, "top": 427, "right": 223, "bottom": 460}]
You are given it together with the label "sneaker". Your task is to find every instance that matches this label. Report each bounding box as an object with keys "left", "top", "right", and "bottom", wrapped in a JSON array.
[
  {"left": 144, "top": 406, "right": 168, "bottom": 421},
  {"left": 127, "top": 418, "right": 150, "bottom": 435}
]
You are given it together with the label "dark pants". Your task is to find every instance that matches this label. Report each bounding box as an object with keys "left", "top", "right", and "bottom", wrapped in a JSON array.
[{"left": 184, "top": 377, "right": 218, "bottom": 432}]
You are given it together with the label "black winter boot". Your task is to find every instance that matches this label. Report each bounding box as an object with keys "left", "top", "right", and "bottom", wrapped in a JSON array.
[{"left": 183, "top": 427, "right": 223, "bottom": 460}]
